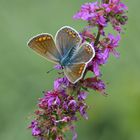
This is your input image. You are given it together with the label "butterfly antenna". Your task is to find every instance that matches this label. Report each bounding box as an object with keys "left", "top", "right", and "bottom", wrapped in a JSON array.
[{"left": 46, "top": 68, "right": 55, "bottom": 74}]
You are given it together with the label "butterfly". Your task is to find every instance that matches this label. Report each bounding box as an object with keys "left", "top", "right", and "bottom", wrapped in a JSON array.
[{"left": 27, "top": 26, "right": 95, "bottom": 84}]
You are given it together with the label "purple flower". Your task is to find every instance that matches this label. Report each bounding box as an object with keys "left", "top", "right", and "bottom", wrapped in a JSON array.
[
  {"left": 73, "top": 2, "right": 99, "bottom": 20},
  {"left": 39, "top": 91, "right": 60, "bottom": 108},
  {"left": 68, "top": 100, "right": 77, "bottom": 112},
  {"left": 32, "top": 127, "right": 41, "bottom": 136},
  {"left": 102, "top": 0, "right": 128, "bottom": 32},
  {"left": 54, "top": 77, "right": 69, "bottom": 91},
  {"left": 79, "top": 104, "right": 88, "bottom": 120},
  {"left": 109, "top": 17, "right": 122, "bottom": 32},
  {"left": 84, "top": 77, "right": 106, "bottom": 93},
  {"left": 54, "top": 64, "right": 63, "bottom": 70},
  {"left": 73, "top": 2, "right": 107, "bottom": 27},
  {"left": 101, "top": 34, "right": 121, "bottom": 60},
  {"left": 29, "top": 121, "right": 41, "bottom": 136},
  {"left": 102, "top": 0, "right": 128, "bottom": 13},
  {"left": 62, "top": 101, "right": 68, "bottom": 110},
  {"left": 78, "top": 91, "right": 88, "bottom": 101},
  {"left": 74, "top": 0, "right": 128, "bottom": 32}
]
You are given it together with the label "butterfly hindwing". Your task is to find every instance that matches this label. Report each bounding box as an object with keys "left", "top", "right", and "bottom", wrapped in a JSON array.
[
  {"left": 55, "top": 26, "right": 81, "bottom": 56},
  {"left": 70, "top": 43, "right": 95, "bottom": 64},
  {"left": 63, "top": 43, "right": 95, "bottom": 83},
  {"left": 28, "top": 34, "right": 61, "bottom": 64},
  {"left": 64, "top": 63, "right": 86, "bottom": 84}
]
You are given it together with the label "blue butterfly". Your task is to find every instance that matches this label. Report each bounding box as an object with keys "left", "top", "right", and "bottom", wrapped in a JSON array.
[{"left": 28, "top": 26, "right": 95, "bottom": 84}]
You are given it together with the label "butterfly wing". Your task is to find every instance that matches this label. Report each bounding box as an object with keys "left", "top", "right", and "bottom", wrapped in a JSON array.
[
  {"left": 70, "top": 43, "right": 95, "bottom": 64},
  {"left": 28, "top": 33, "right": 61, "bottom": 64},
  {"left": 55, "top": 26, "right": 81, "bottom": 56},
  {"left": 64, "top": 43, "right": 95, "bottom": 84},
  {"left": 64, "top": 63, "right": 86, "bottom": 84}
]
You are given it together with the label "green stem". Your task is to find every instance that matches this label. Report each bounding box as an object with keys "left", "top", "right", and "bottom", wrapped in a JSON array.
[{"left": 94, "top": 29, "right": 101, "bottom": 47}]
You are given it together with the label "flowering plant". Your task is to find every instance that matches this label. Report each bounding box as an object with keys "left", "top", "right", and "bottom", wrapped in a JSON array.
[{"left": 29, "top": 0, "right": 128, "bottom": 140}]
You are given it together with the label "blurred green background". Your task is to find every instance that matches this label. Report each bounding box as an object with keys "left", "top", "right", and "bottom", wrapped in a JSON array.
[{"left": 0, "top": 0, "right": 140, "bottom": 140}]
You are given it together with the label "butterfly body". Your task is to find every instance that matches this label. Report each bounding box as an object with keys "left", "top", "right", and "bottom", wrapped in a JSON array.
[
  {"left": 60, "top": 45, "right": 77, "bottom": 66},
  {"left": 28, "top": 26, "right": 95, "bottom": 84}
]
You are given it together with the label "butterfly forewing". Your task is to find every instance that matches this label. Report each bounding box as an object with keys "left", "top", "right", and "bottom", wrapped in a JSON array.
[
  {"left": 55, "top": 26, "right": 81, "bottom": 56},
  {"left": 64, "top": 63, "right": 86, "bottom": 84},
  {"left": 28, "top": 34, "right": 61, "bottom": 64},
  {"left": 70, "top": 43, "right": 95, "bottom": 64}
]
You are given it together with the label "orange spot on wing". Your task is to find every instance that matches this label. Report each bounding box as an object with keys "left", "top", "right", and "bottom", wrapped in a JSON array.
[
  {"left": 39, "top": 38, "right": 42, "bottom": 41},
  {"left": 43, "top": 37, "right": 46, "bottom": 41},
  {"left": 69, "top": 31, "right": 72, "bottom": 35},
  {"left": 78, "top": 71, "right": 82, "bottom": 74},
  {"left": 78, "top": 64, "right": 85, "bottom": 75}
]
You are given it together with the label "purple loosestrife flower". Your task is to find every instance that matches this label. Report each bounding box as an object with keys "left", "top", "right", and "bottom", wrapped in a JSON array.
[
  {"left": 102, "top": 0, "right": 128, "bottom": 32},
  {"left": 54, "top": 77, "right": 69, "bottom": 92},
  {"left": 68, "top": 100, "right": 77, "bottom": 112},
  {"left": 79, "top": 103, "right": 88, "bottom": 120},
  {"left": 74, "top": 0, "right": 128, "bottom": 32},
  {"left": 84, "top": 77, "right": 106, "bottom": 93},
  {"left": 73, "top": 2, "right": 99, "bottom": 21},
  {"left": 101, "top": 34, "right": 121, "bottom": 60},
  {"left": 29, "top": 120, "right": 41, "bottom": 136},
  {"left": 54, "top": 64, "right": 63, "bottom": 70},
  {"left": 102, "top": 0, "right": 128, "bottom": 13},
  {"left": 73, "top": 2, "right": 107, "bottom": 27},
  {"left": 30, "top": 88, "right": 89, "bottom": 140},
  {"left": 39, "top": 91, "right": 60, "bottom": 109},
  {"left": 78, "top": 91, "right": 88, "bottom": 101}
]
